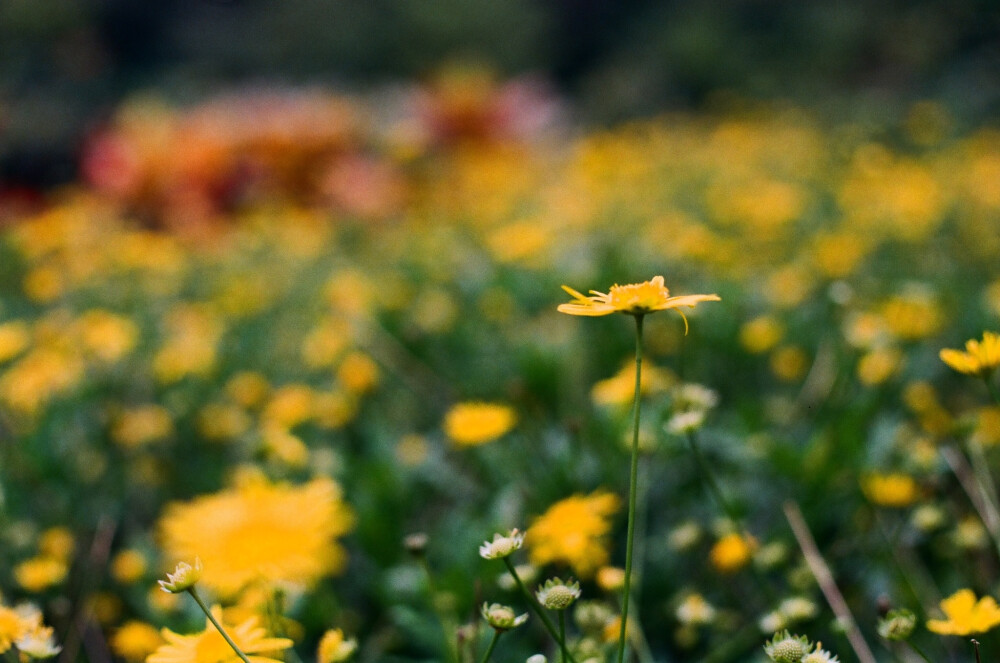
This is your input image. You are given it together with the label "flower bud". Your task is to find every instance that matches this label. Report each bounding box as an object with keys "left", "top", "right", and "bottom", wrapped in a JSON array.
[
  {"left": 877, "top": 609, "right": 916, "bottom": 641},
  {"left": 536, "top": 578, "right": 581, "bottom": 611},
  {"left": 158, "top": 559, "right": 202, "bottom": 593}
]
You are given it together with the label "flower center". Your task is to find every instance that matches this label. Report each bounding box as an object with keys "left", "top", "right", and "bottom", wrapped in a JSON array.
[{"left": 607, "top": 280, "right": 670, "bottom": 312}]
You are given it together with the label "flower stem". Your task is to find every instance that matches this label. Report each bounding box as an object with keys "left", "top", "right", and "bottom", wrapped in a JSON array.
[
  {"left": 904, "top": 640, "right": 935, "bottom": 663},
  {"left": 501, "top": 558, "right": 577, "bottom": 663},
  {"left": 559, "top": 611, "right": 568, "bottom": 663},
  {"left": 617, "top": 314, "right": 644, "bottom": 663},
  {"left": 479, "top": 631, "right": 501, "bottom": 663},
  {"left": 187, "top": 587, "right": 253, "bottom": 663},
  {"left": 985, "top": 377, "right": 1000, "bottom": 406},
  {"left": 684, "top": 429, "right": 739, "bottom": 523}
]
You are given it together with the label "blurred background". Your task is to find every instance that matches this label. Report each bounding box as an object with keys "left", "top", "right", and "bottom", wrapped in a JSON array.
[{"left": 2, "top": 0, "right": 1000, "bottom": 190}]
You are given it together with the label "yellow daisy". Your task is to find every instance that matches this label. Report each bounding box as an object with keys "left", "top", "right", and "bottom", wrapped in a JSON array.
[
  {"left": 158, "top": 476, "right": 355, "bottom": 597},
  {"left": 443, "top": 402, "right": 517, "bottom": 447},
  {"left": 940, "top": 331, "right": 1000, "bottom": 378},
  {"left": 526, "top": 491, "right": 620, "bottom": 579},
  {"left": 927, "top": 589, "right": 1000, "bottom": 636},
  {"left": 148, "top": 606, "right": 292, "bottom": 663},
  {"left": 557, "top": 276, "right": 719, "bottom": 329}
]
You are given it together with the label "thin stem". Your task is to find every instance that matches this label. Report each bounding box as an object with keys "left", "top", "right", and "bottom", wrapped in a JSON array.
[
  {"left": 419, "top": 557, "right": 459, "bottom": 663},
  {"left": 501, "top": 558, "right": 577, "bottom": 663},
  {"left": 479, "top": 631, "right": 501, "bottom": 663},
  {"left": 617, "top": 314, "right": 645, "bottom": 663},
  {"left": 684, "top": 430, "right": 739, "bottom": 523},
  {"left": 559, "top": 611, "right": 568, "bottom": 663},
  {"left": 783, "top": 501, "right": 877, "bottom": 663},
  {"left": 187, "top": 588, "right": 253, "bottom": 663},
  {"left": 940, "top": 445, "right": 1000, "bottom": 561},
  {"left": 973, "top": 638, "right": 982, "bottom": 663},
  {"left": 985, "top": 377, "right": 1000, "bottom": 406},
  {"left": 905, "top": 640, "right": 935, "bottom": 663}
]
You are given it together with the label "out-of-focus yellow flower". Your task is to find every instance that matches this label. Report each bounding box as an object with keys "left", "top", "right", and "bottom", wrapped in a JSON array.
[
  {"left": 857, "top": 347, "right": 903, "bottom": 386},
  {"left": 111, "top": 621, "right": 164, "bottom": 662},
  {"left": 443, "top": 402, "right": 516, "bottom": 447},
  {"left": 591, "top": 361, "right": 674, "bottom": 407},
  {"left": 740, "top": 315, "right": 784, "bottom": 354},
  {"left": 153, "top": 305, "right": 223, "bottom": 384},
  {"left": 927, "top": 589, "right": 1000, "bottom": 636},
  {"left": 197, "top": 403, "right": 251, "bottom": 441},
  {"left": 0, "top": 348, "right": 84, "bottom": 416},
  {"left": 940, "top": 332, "right": 1000, "bottom": 378},
  {"left": 111, "top": 549, "right": 148, "bottom": 584},
  {"left": 225, "top": 372, "right": 270, "bottom": 409},
  {"left": 37, "top": 527, "right": 74, "bottom": 561},
  {"left": 23, "top": 266, "right": 65, "bottom": 303},
  {"left": 709, "top": 533, "right": 756, "bottom": 574},
  {"left": 112, "top": 405, "right": 174, "bottom": 448},
  {"left": 0, "top": 321, "right": 31, "bottom": 364},
  {"left": 261, "top": 426, "right": 310, "bottom": 468},
  {"left": 158, "top": 476, "right": 355, "bottom": 597},
  {"left": 770, "top": 346, "right": 809, "bottom": 382},
  {"left": 325, "top": 270, "right": 375, "bottom": 318},
  {"left": 596, "top": 566, "right": 625, "bottom": 592},
  {"left": 862, "top": 473, "right": 919, "bottom": 508},
  {"left": 0, "top": 602, "right": 54, "bottom": 655},
  {"left": 87, "top": 592, "right": 122, "bottom": 625},
  {"left": 486, "top": 221, "right": 553, "bottom": 265},
  {"left": 14, "top": 557, "right": 67, "bottom": 592},
  {"left": 558, "top": 276, "right": 719, "bottom": 328},
  {"left": 526, "top": 491, "right": 620, "bottom": 579},
  {"left": 317, "top": 628, "right": 357, "bottom": 663},
  {"left": 766, "top": 264, "right": 814, "bottom": 309},
  {"left": 261, "top": 384, "right": 315, "bottom": 430},
  {"left": 811, "top": 232, "right": 869, "bottom": 278},
  {"left": 73, "top": 310, "right": 138, "bottom": 362},
  {"left": 972, "top": 407, "right": 1000, "bottom": 446},
  {"left": 301, "top": 318, "right": 352, "bottom": 369},
  {"left": 881, "top": 292, "right": 942, "bottom": 340},
  {"left": 313, "top": 390, "right": 358, "bottom": 429},
  {"left": 147, "top": 605, "right": 292, "bottom": 663},
  {"left": 336, "top": 351, "right": 379, "bottom": 395}
]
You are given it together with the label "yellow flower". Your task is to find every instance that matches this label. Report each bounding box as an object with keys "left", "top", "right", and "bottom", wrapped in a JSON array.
[
  {"left": 14, "top": 557, "right": 67, "bottom": 592},
  {"left": 443, "top": 402, "right": 517, "bottom": 447},
  {"left": 590, "top": 361, "right": 674, "bottom": 408},
  {"left": 927, "top": 589, "right": 1000, "bottom": 636},
  {"left": 336, "top": 351, "right": 380, "bottom": 395},
  {"left": 862, "top": 473, "right": 919, "bottom": 508},
  {"left": 526, "top": 491, "right": 620, "bottom": 579},
  {"left": 940, "top": 332, "right": 1000, "bottom": 378},
  {"left": 111, "top": 549, "right": 148, "bottom": 584},
  {"left": 0, "top": 321, "right": 31, "bottom": 364},
  {"left": 111, "top": 621, "right": 164, "bottom": 662},
  {"left": 158, "top": 476, "right": 355, "bottom": 597},
  {"left": 111, "top": 405, "right": 174, "bottom": 449},
  {"left": 317, "top": 628, "right": 357, "bottom": 663},
  {"left": 148, "top": 606, "right": 292, "bottom": 663},
  {"left": 558, "top": 276, "right": 720, "bottom": 329},
  {"left": 709, "top": 533, "right": 756, "bottom": 573},
  {"left": 37, "top": 527, "right": 75, "bottom": 560}
]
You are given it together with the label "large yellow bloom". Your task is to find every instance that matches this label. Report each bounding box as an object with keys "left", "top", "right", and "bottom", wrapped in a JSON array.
[
  {"left": 557, "top": 276, "right": 720, "bottom": 328},
  {"left": 525, "top": 491, "right": 620, "bottom": 579},
  {"left": 940, "top": 331, "right": 1000, "bottom": 378},
  {"left": 927, "top": 589, "right": 1000, "bottom": 636},
  {"left": 158, "top": 476, "right": 355, "bottom": 597},
  {"left": 148, "top": 606, "right": 292, "bottom": 663}
]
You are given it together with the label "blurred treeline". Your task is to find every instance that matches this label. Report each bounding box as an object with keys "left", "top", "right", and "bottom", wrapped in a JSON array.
[{"left": 2, "top": 0, "right": 999, "bottom": 187}]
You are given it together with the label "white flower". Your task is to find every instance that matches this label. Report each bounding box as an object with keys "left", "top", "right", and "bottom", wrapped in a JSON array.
[
  {"left": 759, "top": 610, "right": 788, "bottom": 634},
  {"left": 779, "top": 597, "right": 818, "bottom": 622},
  {"left": 16, "top": 628, "right": 61, "bottom": 659},
  {"left": 802, "top": 645, "right": 839, "bottom": 663},
  {"left": 536, "top": 578, "right": 581, "bottom": 610},
  {"left": 481, "top": 603, "right": 528, "bottom": 631},
  {"left": 479, "top": 530, "right": 524, "bottom": 560},
  {"left": 676, "top": 593, "right": 716, "bottom": 625},
  {"left": 674, "top": 383, "right": 719, "bottom": 411},
  {"left": 158, "top": 558, "right": 202, "bottom": 593},
  {"left": 666, "top": 410, "right": 706, "bottom": 435}
]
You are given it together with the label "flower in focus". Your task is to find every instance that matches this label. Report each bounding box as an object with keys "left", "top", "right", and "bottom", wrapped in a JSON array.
[
  {"left": 158, "top": 559, "right": 202, "bottom": 594},
  {"left": 317, "top": 628, "right": 357, "bottom": 663},
  {"left": 801, "top": 645, "right": 839, "bottom": 663},
  {"left": 147, "top": 606, "right": 292, "bottom": 663},
  {"left": 443, "top": 402, "right": 516, "bottom": 447},
  {"left": 479, "top": 529, "right": 524, "bottom": 560},
  {"left": 940, "top": 331, "right": 1000, "bottom": 378},
  {"left": 763, "top": 631, "right": 811, "bottom": 663},
  {"left": 536, "top": 577, "right": 581, "bottom": 610},
  {"left": 158, "top": 476, "right": 355, "bottom": 597},
  {"left": 926, "top": 588, "right": 1000, "bottom": 635},
  {"left": 526, "top": 491, "right": 620, "bottom": 579},
  {"left": 558, "top": 276, "right": 720, "bottom": 329}
]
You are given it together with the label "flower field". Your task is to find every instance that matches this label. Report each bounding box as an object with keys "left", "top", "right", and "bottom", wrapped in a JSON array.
[{"left": 1, "top": 80, "right": 1000, "bottom": 663}]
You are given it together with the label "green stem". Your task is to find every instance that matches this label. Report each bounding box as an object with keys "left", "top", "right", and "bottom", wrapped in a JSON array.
[
  {"left": 187, "top": 588, "right": 253, "bottom": 663},
  {"left": 617, "top": 314, "right": 645, "bottom": 663},
  {"left": 559, "top": 611, "right": 568, "bottom": 663},
  {"left": 985, "top": 377, "right": 1000, "bottom": 406},
  {"left": 502, "top": 558, "right": 577, "bottom": 663},
  {"left": 479, "top": 630, "right": 501, "bottom": 663},
  {"left": 419, "top": 557, "right": 460, "bottom": 663},
  {"left": 684, "top": 429, "right": 739, "bottom": 523}
]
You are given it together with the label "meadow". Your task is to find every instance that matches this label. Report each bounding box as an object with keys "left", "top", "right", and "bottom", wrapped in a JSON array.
[{"left": 1, "top": 72, "right": 999, "bottom": 663}]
